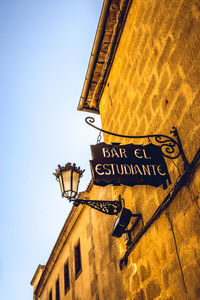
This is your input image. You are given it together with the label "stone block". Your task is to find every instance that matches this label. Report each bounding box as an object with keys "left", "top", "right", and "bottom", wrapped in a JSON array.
[
  {"left": 140, "top": 261, "right": 151, "bottom": 282},
  {"left": 181, "top": 23, "right": 200, "bottom": 75},
  {"left": 162, "top": 268, "right": 170, "bottom": 289},
  {"left": 142, "top": 1, "right": 152, "bottom": 26},
  {"left": 143, "top": 105, "right": 153, "bottom": 123},
  {"left": 139, "top": 32, "right": 149, "bottom": 55},
  {"left": 96, "top": 292, "right": 99, "bottom": 300},
  {"left": 161, "top": 14, "right": 174, "bottom": 39},
  {"left": 90, "top": 278, "right": 97, "bottom": 297},
  {"left": 152, "top": 12, "right": 165, "bottom": 40},
  {"left": 87, "top": 223, "right": 93, "bottom": 238},
  {"left": 170, "top": 92, "right": 187, "bottom": 124},
  {"left": 158, "top": 69, "right": 170, "bottom": 94},
  {"left": 145, "top": 198, "right": 157, "bottom": 218},
  {"left": 168, "top": 185, "right": 193, "bottom": 221},
  {"left": 131, "top": 244, "right": 142, "bottom": 261},
  {"left": 165, "top": 71, "right": 181, "bottom": 102},
  {"left": 151, "top": 94, "right": 160, "bottom": 113},
  {"left": 149, "top": 1, "right": 160, "bottom": 26},
  {"left": 188, "top": 125, "right": 200, "bottom": 163},
  {"left": 184, "top": 264, "right": 200, "bottom": 299},
  {"left": 139, "top": 47, "right": 150, "bottom": 75},
  {"left": 88, "top": 248, "right": 95, "bottom": 265},
  {"left": 152, "top": 249, "right": 161, "bottom": 266},
  {"left": 149, "top": 110, "right": 163, "bottom": 131},
  {"left": 171, "top": 1, "right": 193, "bottom": 39},
  {"left": 174, "top": 206, "right": 200, "bottom": 251},
  {"left": 146, "top": 47, "right": 158, "bottom": 77},
  {"left": 169, "top": 24, "right": 194, "bottom": 75},
  {"left": 157, "top": 37, "right": 173, "bottom": 74},
  {"left": 146, "top": 279, "right": 161, "bottom": 300},
  {"left": 130, "top": 272, "right": 140, "bottom": 289},
  {"left": 140, "top": 75, "right": 156, "bottom": 109},
  {"left": 160, "top": 241, "right": 167, "bottom": 261},
  {"left": 187, "top": 67, "right": 200, "bottom": 92},
  {"left": 132, "top": 289, "right": 145, "bottom": 300},
  {"left": 134, "top": 2, "right": 145, "bottom": 27}
]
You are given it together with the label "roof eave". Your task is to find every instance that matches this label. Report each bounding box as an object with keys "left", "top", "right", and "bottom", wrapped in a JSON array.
[
  {"left": 77, "top": 0, "right": 112, "bottom": 113},
  {"left": 77, "top": 0, "right": 132, "bottom": 114}
]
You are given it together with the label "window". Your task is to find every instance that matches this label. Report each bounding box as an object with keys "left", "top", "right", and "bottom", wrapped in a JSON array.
[
  {"left": 56, "top": 278, "right": 60, "bottom": 300},
  {"left": 64, "top": 260, "right": 70, "bottom": 294},
  {"left": 49, "top": 290, "right": 52, "bottom": 300},
  {"left": 74, "top": 241, "right": 82, "bottom": 278}
]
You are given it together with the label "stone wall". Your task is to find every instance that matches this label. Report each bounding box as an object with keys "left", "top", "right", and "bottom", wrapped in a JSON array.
[
  {"left": 99, "top": 0, "right": 200, "bottom": 299},
  {"left": 89, "top": 185, "right": 126, "bottom": 300},
  {"left": 37, "top": 191, "right": 125, "bottom": 300}
]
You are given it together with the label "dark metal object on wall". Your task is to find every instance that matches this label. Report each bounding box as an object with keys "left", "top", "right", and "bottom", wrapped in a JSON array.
[{"left": 112, "top": 207, "right": 142, "bottom": 244}]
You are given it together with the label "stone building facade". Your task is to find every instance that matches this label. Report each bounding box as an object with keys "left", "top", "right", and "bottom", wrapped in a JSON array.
[
  {"left": 32, "top": 0, "right": 200, "bottom": 299},
  {"left": 31, "top": 187, "right": 125, "bottom": 300}
]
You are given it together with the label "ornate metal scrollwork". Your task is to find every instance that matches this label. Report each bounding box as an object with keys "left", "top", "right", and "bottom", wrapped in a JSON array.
[
  {"left": 73, "top": 199, "right": 122, "bottom": 215},
  {"left": 85, "top": 116, "right": 184, "bottom": 160},
  {"left": 153, "top": 134, "right": 179, "bottom": 159}
]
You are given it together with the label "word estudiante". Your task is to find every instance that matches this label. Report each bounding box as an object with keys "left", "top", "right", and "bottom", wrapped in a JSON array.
[{"left": 94, "top": 163, "right": 166, "bottom": 176}]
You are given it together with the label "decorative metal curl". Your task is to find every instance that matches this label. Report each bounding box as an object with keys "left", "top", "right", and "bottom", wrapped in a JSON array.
[
  {"left": 73, "top": 199, "right": 122, "bottom": 215},
  {"left": 85, "top": 116, "right": 183, "bottom": 160}
]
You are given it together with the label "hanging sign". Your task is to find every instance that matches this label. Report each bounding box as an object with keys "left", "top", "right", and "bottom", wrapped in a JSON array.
[{"left": 90, "top": 142, "right": 171, "bottom": 190}]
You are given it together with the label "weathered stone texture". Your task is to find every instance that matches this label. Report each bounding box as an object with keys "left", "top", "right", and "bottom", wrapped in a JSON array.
[{"left": 99, "top": 0, "right": 200, "bottom": 299}]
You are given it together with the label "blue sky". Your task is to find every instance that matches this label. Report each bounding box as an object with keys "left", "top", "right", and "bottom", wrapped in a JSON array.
[{"left": 0, "top": 1, "right": 103, "bottom": 298}]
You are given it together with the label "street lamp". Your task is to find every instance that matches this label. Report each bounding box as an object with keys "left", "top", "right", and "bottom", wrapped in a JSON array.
[
  {"left": 54, "top": 163, "right": 84, "bottom": 201},
  {"left": 54, "top": 162, "right": 142, "bottom": 239},
  {"left": 54, "top": 163, "right": 122, "bottom": 216}
]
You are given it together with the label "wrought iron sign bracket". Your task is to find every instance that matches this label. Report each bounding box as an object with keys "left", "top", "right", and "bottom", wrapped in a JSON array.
[
  {"left": 170, "top": 127, "right": 189, "bottom": 170},
  {"left": 85, "top": 116, "right": 188, "bottom": 168},
  {"left": 73, "top": 196, "right": 122, "bottom": 215}
]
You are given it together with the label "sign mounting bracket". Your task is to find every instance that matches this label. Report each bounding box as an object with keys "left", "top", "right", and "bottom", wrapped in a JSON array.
[{"left": 85, "top": 116, "right": 188, "bottom": 168}]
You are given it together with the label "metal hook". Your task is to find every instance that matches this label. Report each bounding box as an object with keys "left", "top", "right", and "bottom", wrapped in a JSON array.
[{"left": 97, "top": 130, "right": 102, "bottom": 144}]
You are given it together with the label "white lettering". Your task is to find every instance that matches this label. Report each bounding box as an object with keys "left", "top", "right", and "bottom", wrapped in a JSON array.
[
  {"left": 142, "top": 165, "right": 151, "bottom": 175},
  {"left": 103, "top": 164, "right": 111, "bottom": 175},
  {"left": 124, "top": 164, "right": 132, "bottom": 175},
  {"left": 102, "top": 148, "right": 110, "bottom": 158},
  {"left": 134, "top": 149, "right": 143, "bottom": 159},
  {"left": 111, "top": 148, "right": 120, "bottom": 158},
  {"left": 143, "top": 149, "right": 151, "bottom": 159},
  {"left": 95, "top": 164, "right": 104, "bottom": 175},
  {"left": 116, "top": 164, "right": 124, "bottom": 175},
  {"left": 119, "top": 148, "right": 127, "bottom": 158},
  {"left": 134, "top": 165, "right": 143, "bottom": 175},
  {"left": 150, "top": 165, "right": 157, "bottom": 175},
  {"left": 157, "top": 165, "right": 166, "bottom": 176},
  {"left": 110, "top": 164, "right": 115, "bottom": 175},
  {"left": 130, "top": 164, "right": 134, "bottom": 174},
  {"left": 94, "top": 163, "right": 167, "bottom": 178}
]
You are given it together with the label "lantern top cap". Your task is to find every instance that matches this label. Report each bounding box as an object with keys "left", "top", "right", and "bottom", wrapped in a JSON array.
[{"left": 53, "top": 163, "right": 85, "bottom": 179}]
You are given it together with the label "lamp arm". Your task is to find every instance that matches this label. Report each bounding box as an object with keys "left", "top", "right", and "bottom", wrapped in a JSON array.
[{"left": 73, "top": 198, "right": 122, "bottom": 216}]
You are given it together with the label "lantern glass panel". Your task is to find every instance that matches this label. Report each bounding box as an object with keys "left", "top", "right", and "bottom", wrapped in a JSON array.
[
  {"left": 59, "top": 175, "right": 64, "bottom": 194},
  {"left": 62, "top": 169, "right": 72, "bottom": 195},
  {"left": 72, "top": 171, "right": 80, "bottom": 196}
]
